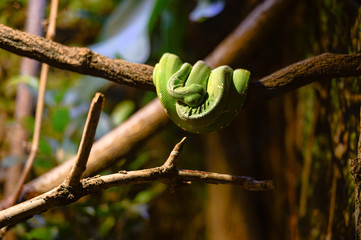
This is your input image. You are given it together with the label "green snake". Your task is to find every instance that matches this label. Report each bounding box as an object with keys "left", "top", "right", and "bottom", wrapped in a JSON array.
[{"left": 153, "top": 53, "right": 250, "bottom": 134}]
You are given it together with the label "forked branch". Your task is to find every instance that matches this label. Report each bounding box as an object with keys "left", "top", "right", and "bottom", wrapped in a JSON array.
[
  {"left": 0, "top": 136, "right": 274, "bottom": 228},
  {"left": 64, "top": 93, "right": 104, "bottom": 187}
]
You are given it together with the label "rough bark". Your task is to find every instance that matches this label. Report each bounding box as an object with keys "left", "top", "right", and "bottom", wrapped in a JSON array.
[
  {"left": 0, "top": 1, "right": 358, "bottom": 211},
  {"left": 22, "top": 99, "right": 169, "bottom": 197},
  {"left": 0, "top": 2, "right": 359, "bottom": 239},
  {"left": 0, "top": 139, "right": 273, "bottom": 228},
  {"left": 245, "top": 52, "right": 361, "bottom": 106},
  {"left": 0, "top": 24, "right": 155, "bottom": 91},
  {"left": 1, "top": 22, "right": 360, "bottom": 106}
]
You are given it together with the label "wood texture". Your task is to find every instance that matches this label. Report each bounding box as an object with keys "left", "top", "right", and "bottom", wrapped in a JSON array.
[
  {"left": 0, "top": 139, "right": 274, "bottom": 228},
  {"left": 0, "top": 24, "right": 155, "bottom": 91}
]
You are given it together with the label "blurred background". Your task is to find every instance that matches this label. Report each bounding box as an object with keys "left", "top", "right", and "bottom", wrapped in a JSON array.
[{"left": 0, "top": 0, "right": 360, "bottom": 239}]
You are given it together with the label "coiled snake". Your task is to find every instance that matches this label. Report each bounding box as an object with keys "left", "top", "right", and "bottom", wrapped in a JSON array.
[{"left": 153, "top": 53, "right": 250, "bottom": 134}]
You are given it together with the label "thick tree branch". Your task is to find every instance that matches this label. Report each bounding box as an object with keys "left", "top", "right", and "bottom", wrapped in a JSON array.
[
  {"left": 0, "top": 24, "right": 360, "bottom": 106},
  {"left": 0, "top": 138, "right": 274, "bottom": 228},
  {"left": 244, "top": 52, "right": 361, "bottom": 106},
  {"left": 0, "top": 24, "right": 155, "bottom": 91}
]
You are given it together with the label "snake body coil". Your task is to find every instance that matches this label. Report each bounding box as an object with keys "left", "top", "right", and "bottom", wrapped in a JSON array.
[{"left": 153, "top": 53, "right": 250, "bottom": 134}]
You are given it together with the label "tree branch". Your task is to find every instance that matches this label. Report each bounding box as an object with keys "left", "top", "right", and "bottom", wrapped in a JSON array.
[
  {"left": 1, "top": 24, "right": 360, "bottom": 106},
  {"left": 177, "top": 169, "right": 274, "bottom": 191},
  {"left": 0, "top": 24, "right": 155, "bottom": 91},
  {"left": 20, "top": 98, "right": 169, "bottom": 200},
  {"left": 64, "top": 93, "right": 104, "bottom": 187},
  {"left": 245, "top": 52, "right": 361, "bottom": 106},
  {"left": 0, "top": 138, "right": 274, "bottom": 228},
  {"left": 0, "top": 0, "right": 359, "bottom": 207},
  {"left": 162, "top": 137, "right": 186, "bottom": 168},
  {"left": 7, "top": 0, "right": 59, "bottom": 208}
]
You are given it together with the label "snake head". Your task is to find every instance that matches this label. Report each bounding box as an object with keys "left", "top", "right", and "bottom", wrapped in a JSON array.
[
  {"left": 182, "top": 84, "right": 207, "bottom": 107},
  {"left": 167, "top": 62, "right": 208, "bottom": 107}
]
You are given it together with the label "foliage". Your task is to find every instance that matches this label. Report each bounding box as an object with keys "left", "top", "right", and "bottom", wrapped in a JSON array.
[{"left": 0, "top": 0, "right": 359, "bottom": 239}]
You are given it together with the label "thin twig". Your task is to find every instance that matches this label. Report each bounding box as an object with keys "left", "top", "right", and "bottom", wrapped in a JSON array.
[
  {"left": 177, "top": 169, "right": 275, "bottom": 191},
  {"left": 0, "top": 138, "right": 274, "bottom": 228},
  {"left": 8, "top": 0, "right": 59, "bottom": 207},
  {"left": 163, "top": 137, "right": 187, "bottom": 169},
  {"left": 5, "top": 0, "right": 46, "bottom": 205},
  {"left": 0, "top": 2, "right": 59, "bottom": 237},
  {"left": 326, "top": 165, "right": 339, "bottom": 240},
  {"left": 19, "top": 99, "right": 169, "bottom": 200},
  {"left": 64, "top": 93, "right": 104, "bottom": 187}
]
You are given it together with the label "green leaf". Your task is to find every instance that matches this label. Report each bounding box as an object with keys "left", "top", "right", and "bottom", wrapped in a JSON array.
[
  {"left": 23, "top": 116, "right": 35, "bottom": 134},
  {"left": 128, "top": 151, "right": 149, "bottom": 170},
  {"left": 134, "top": 184, "right": 166, "bottom": 204},
  {"left": 0, "top": 98, "right": 15, "bottom": 111},
  {"left": 148, "top": 0, "right": 168, "bottom": 34},
  {"left": 99, "top": 216, "right": 115, "bottom": 237},
  {"left": 141, "top": 91, "right": 157, "bottom": 106},
  {"left": 25, "top": 227, "right": 54, "bottom": 240},
  {"left": 54, "top": 89, "right": 66, "bottom": 104},
  {"left": 110, "top": 100, "right": 136, "bottom": 126},
  {"left": 159, "top": 0, "right": 187, "bottom": 54},
  {"left": 38, "top": 138, "right": 53, "bottom": 156},
  {"left": 6, "top": 75, "right": 38, "bottom": 89},
  {"left": 52, "top": 107, "right": 70, "bottom": 132},
  {"left": 34, "top": 157, "right": 54, "bottom": 174}
]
